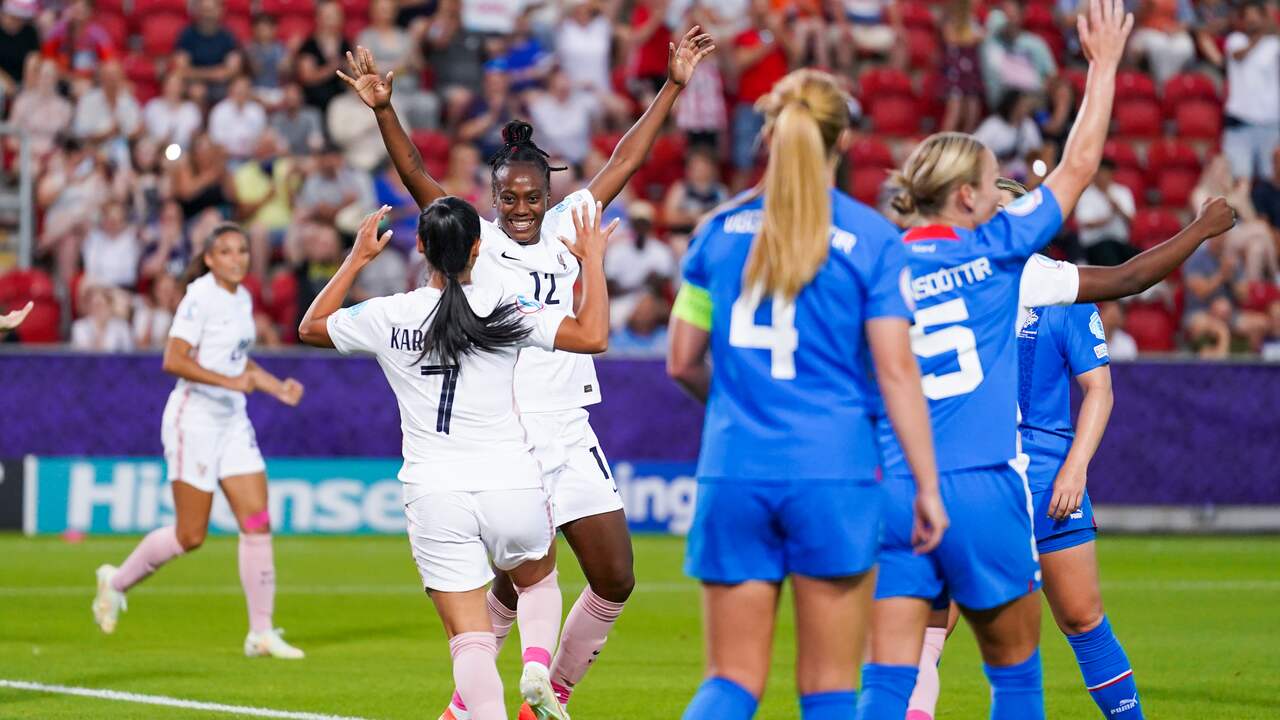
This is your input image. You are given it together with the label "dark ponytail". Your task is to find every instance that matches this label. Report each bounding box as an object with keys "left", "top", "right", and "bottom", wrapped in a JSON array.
[
  {"left": 488, "top": 120, "right": 567, "bottom": 196},
  {"left": 414, "top": 197, "right": 533, "bottom": 366},
  {"left": 183, "top": 222, "right": 247, "bottom": 283}
]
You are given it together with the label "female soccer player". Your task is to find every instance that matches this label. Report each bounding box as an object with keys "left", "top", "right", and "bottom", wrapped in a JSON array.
[
  {"left": 856, "top": 2, "right": 1133, "bottom": 718},
  {"left": 297, "top": 199, "right": 616, "bottom": 720},
  {"left": 665, "top": 69, "right": 946, "bottom": 720},
  {"left": 904, "top": 185, "right": 1237, "bottom": 720},
  {"left": 93, "top": 224, "right": 306, "bottom": 659},
  {"left": 337, "top": 29, "right": 714, "bottom": 718}
]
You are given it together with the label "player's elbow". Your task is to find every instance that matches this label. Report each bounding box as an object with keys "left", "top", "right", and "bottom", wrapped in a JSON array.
[{"left": 297, "top": 319, "right": 324, "bottom": 347}]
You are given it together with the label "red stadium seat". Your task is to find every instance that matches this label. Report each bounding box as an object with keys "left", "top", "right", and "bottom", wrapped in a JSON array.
[
  {"left": 1157, "top": 169, "right": 1198, "bottom": 209},
  {"left": 906, "top": 29, "right": 941, "bottom": 69},
  {"left": 858, "top": 67, "right": 914, "bottom": 105},
  {"left": 900, "top": 2, "right": 937, "bottom": 31},
  {"left": 225, "top": 13, "right": 253, "bottom": 44},
  {"left": 411, "top": 129, "right": 451, "bottom": 178},
  {"left": 141, "top": 12, "right": 189, "bottom": 57},
  {"left": 870, "top": 96, "right": 921, "bottom": 137},
  {"left": 262, "top": 0, "right": 317, "bottom": 17},
  {"left": 1062, "top": 67, "right": 1087, "bottom": 100},
  {"left": 95, "top": 12, "right": 129, "bottom": 50},
  {"left": 1114, "top": 99, "right": 1163, "bottom": 139},
  {"left": 1103, "top": 140, "right": 1142, "bottom": 171},
  {"left": 1146, "top": 138, "right": 1201, "bottom": 178},
  {"left": 848, "top": 166, "right": 890, "bottom": 206},
  {"left": 847, "top": 137, "right": 895, "bottom": 170},
  {"left": 917, "top": 71, "right": 947, "bottom": 128},
  {"left": 591, "top": 132, "right": 624, "bottom": 157},
  {"left": 1113, "top": 168, "right": 1147, "bottom": 206},
  {"left": 1174, "top": 100, "right": 1222, "bottom": 140},
  {"left": 1130, "top": 208, "right": 1183, "bottom": 250},
  {"left": 1023, "top": 4, "right": 1057, "bottom": 32},
  {"left": 223, "top": 0, "right": 253, "bottom": 15},
  {"left": 277, "top": 14, "right": 316, "bottom": 42},
  {"left": 1162, "top": 71, "right": 1219, "bottom": 115},
  {"left": 1116, "top": 70, "right": 1159, "bottom": 102},
  {"left": 95, "top": 0, "right": 125, "bottom": 14},
  {"left": 1125, "top": 301, "right": 1177, "bottom": 352},
  {"left": 133, "top": 0, "right": 188, "bottom": 17},
  {"left": 0, "top": 269, "right": 60, "bottom": 344},
  {"left": 635, "top": 132, "right": 688, "bottom": 200}
]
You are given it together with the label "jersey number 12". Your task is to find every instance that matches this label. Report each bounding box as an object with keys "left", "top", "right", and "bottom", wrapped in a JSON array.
[
  {"left": 910, "top": 298, "right": 984, "bottom": 399},
  {"left": 729, "top": 284, "right": 798, "bottom": 380}
]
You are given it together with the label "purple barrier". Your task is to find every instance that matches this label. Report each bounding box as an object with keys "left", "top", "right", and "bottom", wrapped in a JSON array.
[{"left": 1, "top": 352, "right": 1275, "bottom": 504}]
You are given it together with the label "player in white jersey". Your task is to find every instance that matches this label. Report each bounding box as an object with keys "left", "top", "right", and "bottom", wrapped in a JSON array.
[
  {"left": 297, "top": 199, "right": 617, "bottom": 720},
  {"left": 336, "top": 31, "right": 716, "bottom": 719},
  {"left": 92, "top": 223, "right": 307, "bottom": 659}
]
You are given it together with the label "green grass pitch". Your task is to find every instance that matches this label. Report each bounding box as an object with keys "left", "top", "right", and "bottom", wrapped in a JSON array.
[{"left": 1, "top": 533, "right": 1277, "bottom": 719}]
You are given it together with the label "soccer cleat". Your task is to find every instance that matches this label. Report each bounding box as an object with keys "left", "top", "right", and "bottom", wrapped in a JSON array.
[
  {"left": 437, "top": 704, "right": 469, "bottom": 720},
  {"left": 92, "top": 564, "right": 127, "bottom": 634},
  {"left": 517, "top": 703, "right": 537, "bottom": 720},
  {"left": 244, "top": 628, "right": 305, "bottom": 659},
  {"left": 519, "top": 663, "right": 569, "bottom": 720}
]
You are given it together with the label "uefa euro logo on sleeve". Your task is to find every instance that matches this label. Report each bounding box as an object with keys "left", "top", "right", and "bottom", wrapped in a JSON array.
[
  {"left": 1005, "top": 188, "right": 1043, "bottom": 217},
  {"left": 515, "top": 295, "right": 545, "bottom": 315}
]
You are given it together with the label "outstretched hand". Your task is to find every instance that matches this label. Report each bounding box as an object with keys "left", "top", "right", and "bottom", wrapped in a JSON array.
[
  {"left": 0, "top": 300, "right": 33, "bottom": 331},
  {"left": 561, "top": 202, "right": 620, "bottom": 266},
  {"left": 337, "top": 46, "right": 394, "bottom": 110},
  {"left": 1077, "top": 0, "right": 1134, "bottom": 68},
  {"left": 668, "top": 25, "right": 717, "bottom": 88},
  {"left": 352, "top": 205, "right": 395, "bottom": 264}
]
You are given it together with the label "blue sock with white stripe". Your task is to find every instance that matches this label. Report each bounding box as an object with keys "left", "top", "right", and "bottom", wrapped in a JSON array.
[
  {"left": 1066, "top": 616, "right": 1143, "bottom": 718},
  {"left": 682, "top": 677, "right": 757, "bottom": 720},
  {"left": 800, "top": 690, "right": 857, "bottom": 719},
  {"left": 854, "top": 664, "right": 918, "bottom": 720},
  {"left": 983, "top": 649, "right": 1045, "bottom": 720}
]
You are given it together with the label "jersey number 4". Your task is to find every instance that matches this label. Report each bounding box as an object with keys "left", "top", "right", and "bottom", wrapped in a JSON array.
[
  {"left": 420, "top": 365, "right": 460, "bottom": 434},
  {"left": 910, "top": 298, "right": 984, "bottom": 400},
  {"left": 729, "top": 284, "right": 798, "bottom": 380}
]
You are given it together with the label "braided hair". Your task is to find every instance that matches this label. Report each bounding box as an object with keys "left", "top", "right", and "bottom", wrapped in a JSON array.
[{"left": 488, "top": 120, "right": 567, "bottom": 197}]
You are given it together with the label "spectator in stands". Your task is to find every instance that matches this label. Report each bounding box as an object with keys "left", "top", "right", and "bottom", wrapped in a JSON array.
[
  {"left": 424, "top": 0, "right": 486, "bottom": 126},
  {"left": 527, "top": 67, "right": 602, "bottom": 169},
  {"left": 940, "top": 0, "right": 986, "bottom": 133},
  {"left": 980, "top": 1, "right": 1057, "bottom": 108},
  {"left": 169, "top": 131, "right": 233, "bottom": 220},
  {"left": 1098, "top": 301, "right": 1138, "bottom": 360},
  {"left": 244, "top": 14, "right": 289, "bottom": 107},
  {"left": 1037, "top": 74, "right": 1078, "bottom": 153},
  {"left": 288, "top": 221, "right": 344, "bottom": 327},
  {"left": 1251, "top": 147, "right": 1280, "bottom": 229},
  {"left": 296, "top": 0, "right": 353, "bottom": 112},
  {"left": 831, "top": 0, "right": 908, "bottom": 73},
  {"left": 1193, "top": 155, "right": 1279, "bottom": 286},
  {"left": 297, "top": 144, "right": 365, "bottom": 225},
  {"left": 271, "top": 82, "right": 325, "bottom": 156},
  {"left": 1192, "top": 0, "right": 1233, "bottom": 65},
  {"left": 139, "top": 201, "right": 190, "bottom": 282},
  {"left": 37, "top": 137, "right": 110, "bottom": 285},
  {"left": 605, "top": 200, "right": 675, "bottom": 331},
  {"left": 608, "top": 288, "right": 670, "bottom": 355},
  {"left": 73, "top": 61, "right": 141, "bottom": 165},
  {"left": 1075, "top": 159, "right": 1138, "bottom": 266},
  {"left": 1218, "top": 1, "right": 1280, "bottom": 182},
  {"left": 328, "top": 85, "right": 400, "bottom": 171},
  {"left": 662, "top": 148, "right": 729, "bottom": 244},
  {"left": 175, "top": 0, "right": 243, "bottom": 101},
  {"left": 628, "top": 0, "right": 675, "bottom": 97},
  {"left": 972, "top": 90, "right": 1045, "bottom": 181},
  {"left": 209, "top": 74, "right": 267, "bottom": 160},
  {"left": 5, "top": 58, "right": 71, "bottom": 159},
  {"left": 374, "top": 161, "right": 422, "bottom": 252},
  {"left": 71, "top": 283, "right": 133, "bottom": 352},
  {"left": 144, "top": 72, "right": 203, "bottom": 151},
  {"left": 458, "top": 68, "right": 520, "bottom": 160},
  {"left": 133, "top": 272, "right": 180, "bottom": 349},
  {"left": 40, "top": 0, "right": 115, "bottom": 82},
  {"left": 0, "top": 0, "right": 39, "bottom": 107},
  {"left": 1128, "top": 0, "right": 1196, "bottom": 85},
  {"left": 730, "top": 0, "right": 793, "bottom": 189},
  {"left": 489, "top": 7, "right": 552, "bottom": 93},
  {"left": 128, "top": 138, "right": 166, "bottom": 225},
  {"left": 439, "top": 142, "right": 487, "bottom": 210},
  {"left": 234, "top": 130, "right": 297, "bottom": 278},
  {"left": 83, "top": 200, "right": 142, "bottom": 290},
  {"left": 1262, "top": 302, "right": 1280, "bottom": 360},
  {"left": 674, "top": 2, "right": 728, "bottom": 150},
  {"left": 1183, "top": 233, "right": 1272, "bottom": 356},
  {"left": 557, "top": 0, "right": 615, "bottom": 97},
  {"left": 359, "top": 0, "right": 419, "bottom": 81},
  {"left": 350, "top": 232, "right": 409, "bottom": 301}
]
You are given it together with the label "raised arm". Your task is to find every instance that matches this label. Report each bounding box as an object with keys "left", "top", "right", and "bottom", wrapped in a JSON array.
[
  {"left": 1048, "top": 365, "right": 1112, "bottom": 520},
  {"left": 586, "top": 26, "right": 715, "bottom": 208},
  {"left": 553, "top": 202, "right": 618, "bottom": 354},
  {"left": 1076, "top": 196, "right": 1235, "bottom": 302},
  {"left": 1043, "top": 0, "right": 1132, "bottom": 217},
  {"left": 337, "top": 47, "right": 445, "bottom": 208},
  {"left": 298, "top": 206, "right": 394, "bottom": 347}
]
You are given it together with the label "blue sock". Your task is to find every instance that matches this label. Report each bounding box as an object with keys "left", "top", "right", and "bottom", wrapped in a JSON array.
[
  {"left": 983, "top": 649, "right": 1045, "bottom": 720},
  {"left": 1066, "top": 616, "right": 1144, "bottom": 718},
  {"left": 800, "top": 690, "right": 857, "bottom": 719},
  {"left": 854, "top": 664, "right": 918, "bottom": 720},
  {"left": 683, "top": 677, "right": 758, "bottom": 720}
]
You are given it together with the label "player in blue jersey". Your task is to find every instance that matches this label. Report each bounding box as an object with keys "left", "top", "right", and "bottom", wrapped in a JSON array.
[
  {"left": 666, "top": 69, "right": 947, "bottom": 720},
  {"left": 854, "top": 3, "right": 1134, "bottom": 719},
  {"left": 904, "top": 183, "right": 1237, "bottom": 720}
]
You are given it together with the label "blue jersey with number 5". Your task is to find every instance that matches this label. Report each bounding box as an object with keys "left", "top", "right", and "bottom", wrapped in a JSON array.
[
  {"left": 682, "top": 189, "right": 913, "bottom": 481},
  {"left": 878, "top": 186, "right": 1064, "bottom": 475}
]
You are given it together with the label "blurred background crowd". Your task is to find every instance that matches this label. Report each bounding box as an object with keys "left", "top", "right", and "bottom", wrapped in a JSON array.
[{"left": 0, "top": 0, "right": 1277, "bottom": 358}]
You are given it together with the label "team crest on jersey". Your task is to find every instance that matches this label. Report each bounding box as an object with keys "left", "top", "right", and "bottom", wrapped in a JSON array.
[
  {"left": 1005, "top": 188, "right": 1043, "bottom": 217},
  {"left": 515, "top": 294, "right": 545, "bottom": 314},
  {"left": 1089, "top": 311, "right": 1105, "bottom": 340}
]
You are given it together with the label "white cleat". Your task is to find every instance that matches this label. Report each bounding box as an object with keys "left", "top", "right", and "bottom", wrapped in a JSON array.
[
  {"left": 92, "top": 564, "right": 127, "bottom": 634},
  {"left": 519, "top": 663, "right": 569, "bottom": 720},
  {"left": 244, "top": 628, "right": 305, "bottom": 659}
]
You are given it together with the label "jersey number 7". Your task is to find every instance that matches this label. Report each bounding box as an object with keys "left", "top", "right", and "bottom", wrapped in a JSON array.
[
  {"left": 910, "top": 298, "right": 984, "bottom": 400},
  {"left": 420, "top": 365, "right": 460, "bottom": 434}
]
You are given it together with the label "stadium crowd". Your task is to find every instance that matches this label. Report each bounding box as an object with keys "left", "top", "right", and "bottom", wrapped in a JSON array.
[{"left": 0, "top": 0, "right": 1278, "bottom": 357}]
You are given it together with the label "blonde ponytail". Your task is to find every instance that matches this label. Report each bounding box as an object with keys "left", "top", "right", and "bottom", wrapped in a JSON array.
[{"left": 745, "top": 70, "right": 849, "bottom": 300}]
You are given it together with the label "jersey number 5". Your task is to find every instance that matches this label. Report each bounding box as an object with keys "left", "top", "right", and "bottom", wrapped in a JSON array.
[
  {"left": 729, "top": 284, "right": 798, "bottom": 380},
  {"left": 910, "top": 298, "right": 984, "bottom": 399},
  {"left": 420, "top": 365, "right": 460, "bottom": 434}
]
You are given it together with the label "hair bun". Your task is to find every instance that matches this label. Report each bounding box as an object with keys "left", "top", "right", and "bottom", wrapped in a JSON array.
[{"left": 501, "top": 120, "right": 534, "bottom": 146}]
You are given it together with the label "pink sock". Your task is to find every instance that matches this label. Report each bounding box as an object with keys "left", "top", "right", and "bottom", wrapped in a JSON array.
[
  {"left": 487, "top": 589, "right": 518, "bottom": 651},
  {"left": 514, "top": 569, "right": 561, "bottom": 668},
  {"left": 549, "top": 587, "right": 626, "bottom": 706},
  {"left": 907, "top": 626, "right": 949, "bottom": 720},
  {"left": 238, "top": 533, "right": 275, "bottom": 633},
  {"left": 449, "top": 632, "right": 504, "bottom": 720},
  {"left": 111, "top": 526, "right": 184, "bottom": 592}
]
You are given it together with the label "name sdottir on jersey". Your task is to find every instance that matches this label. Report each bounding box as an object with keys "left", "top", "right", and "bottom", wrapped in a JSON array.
[{"left": 911, "top": 257, "right": 993, "bottom": 302}]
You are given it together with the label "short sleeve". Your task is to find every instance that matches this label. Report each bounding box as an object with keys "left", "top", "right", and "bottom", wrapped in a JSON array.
[
  {"left": 681, "top": 219, "right": 716, "bottom": 290},
  {"left": 514, "top": 299, "right": 566, "bottom": 351},
  {"left": 1019, "top": 254, "right": 1079, "bottom": 308},
  {"left": 168, "top": 287, "right": 204, "bottom": 345},
  {"left": 546, "top": 188, "right": 597, "bottom": 242},
  {"left": 866, "top": 233, "right": 914, "bottom": 321},
  {"left": 980, "top": 185, "right": 1064, "bottom": 261},
  {"left": 1061, "top": 303, "right": 1110, "bottom": 375},
  {"left": 326, "top": 297, "right": 389, "bottom": 355}
]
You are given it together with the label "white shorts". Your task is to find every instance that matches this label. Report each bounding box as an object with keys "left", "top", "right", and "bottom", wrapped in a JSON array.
[
  {"left": 161, "top": 394, "right": 265, "bottom": 493},
  {"left": 522, "top": 408, "right": 625, "bottom": 527},
  {"left": 404, "top": 488, "right": 555, "bottom": 592}
]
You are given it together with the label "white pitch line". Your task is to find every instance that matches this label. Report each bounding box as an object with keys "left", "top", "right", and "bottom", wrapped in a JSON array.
[{"left": 0, "top": 679, "right": 373, "bottom": 720}]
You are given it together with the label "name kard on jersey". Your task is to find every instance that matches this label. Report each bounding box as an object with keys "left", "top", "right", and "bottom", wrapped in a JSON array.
[{"left": 910, "top": 257, "right": 993, "bottom": 302}]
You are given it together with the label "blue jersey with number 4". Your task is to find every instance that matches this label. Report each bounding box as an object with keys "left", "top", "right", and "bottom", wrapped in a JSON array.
[
  {"left": 682, "top": 189, "right": 913, "bottom": 481},
  {"left": 878, "top": 186, "right": 1064, "bottom": 475}
]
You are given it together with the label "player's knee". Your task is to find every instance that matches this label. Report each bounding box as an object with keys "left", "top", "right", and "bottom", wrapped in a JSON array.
[
  {"left": 588, "top": 565, "right": 635, "bottom": 603},
  {"left": 176, "top": 527, "right": 206, "bottom": 551},
  {"left": 1057, "top": 607, "right": 1105, "bottom": 636}
]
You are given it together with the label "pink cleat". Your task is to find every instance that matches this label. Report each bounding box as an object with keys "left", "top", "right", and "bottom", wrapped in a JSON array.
[{"left": 906, "top": 711, "right": 934, "bottom": 720}]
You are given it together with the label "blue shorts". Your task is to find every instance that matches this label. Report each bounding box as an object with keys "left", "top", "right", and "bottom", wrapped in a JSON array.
[
  {"left": 685, "top": 479, "right": 882, "bottom": 584},
  {"left": 875, "top": 464, "right": 1041, "bottom": 612},
  {"left": 1023, "top": 429, "right": 1099, "bottom": 554}
]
